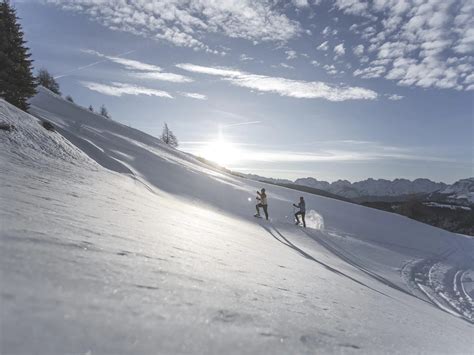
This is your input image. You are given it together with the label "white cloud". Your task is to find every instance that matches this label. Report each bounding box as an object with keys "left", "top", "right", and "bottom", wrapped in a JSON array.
[
  {"left": 353, "top": 66, "right": 386, "bottom": 79},
  {"left": 179, "top": 92, "right": 207, "bottom": 100},
  {"left": 464, "top": 73, "right": 474, "bottom": 85},
  {"left": 386, "top": 94, "right": 404, "bottom": 101},
  {"left": 353, "top": 44, "right": 364, "bottom": 57},
  {"left": 132, "top": 72, "right": 193, "bottom": 83},
  {"left": 83, "top": 49, "right": 193, "bottom": 83},
  {"left": 347, "top": 0, "right": 474, "bottom": 91},
  {"left": 239, "top": 54, "right": 254, "bottom": 62},
  {"left": 292, "top": 0, "right": 309, "bottom": 8},
  {"left": 317, "top": 41, "right": 329, "bottom": 51},
  {"left": 323, "top": 64, "right": 338, "bottom": 75},
  {"left": 334, "top": 43, "right": 346, "bottom": 57},
  {"left": 81, "top": 81, "right": 173, "bottom": 98},
  {"left": 276, "top": 63, "right": 295, "bottom": 70},
  {"left": 349, "top": 23, "right": 359, "bottom": 32},
  {"left": 176, "top": 63, "right": 377, "bottom": 101},
  {"left": 334, "top": 0, "right": 369, "bottom": 16},
  {"left": 285, "top": 50, "right": 298, "bottom": 60},
  {"left": 81, "top": 50, "right": 163, "bottom": 72},
  {"left": 453, "top": 1, "right": 474, "bottom": 54},
  {"left": 176, "top": 64, "right": 242, "bottom": 78},
  {"left": 47, "top": 0, "right": 302, "bottom": 51}
]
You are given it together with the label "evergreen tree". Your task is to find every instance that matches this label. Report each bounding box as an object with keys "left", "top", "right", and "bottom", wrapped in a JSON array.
[
  {"left": 0, "top": 0, "right": 36, "bottom": 110},
  {"left": 88, "top": 105, "right": 94, "bottom": 112},
  {"left": 65, "top": 95, "right": 74, "bottom": 103},
  {"left": 37, "top": 68, "right": 60, "bottom": 95},
  {"left": 160, "top": 123, "right": 178, "bottom": 148},
  {"left": 100, "top": 104, "right": 110, "bottom": 118}
]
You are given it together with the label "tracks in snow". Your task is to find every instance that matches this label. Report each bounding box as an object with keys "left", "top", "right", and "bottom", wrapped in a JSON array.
[
  {"left": 304, "top": 229, "right": 473, "bottom": 324},
  {"left": 401, "top": 252, "right": 474, "bottom": 324}
]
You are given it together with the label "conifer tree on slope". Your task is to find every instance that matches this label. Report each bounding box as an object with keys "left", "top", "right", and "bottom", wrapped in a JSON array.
[
  {"left": 0, "top": 0, "right": 36, "bottom": 110},
  {"left": 37, "top": 68, "right": 60, "bottom": 95},
  {"left": 161, "top": 123, "right": 179, "bottom": 148}
]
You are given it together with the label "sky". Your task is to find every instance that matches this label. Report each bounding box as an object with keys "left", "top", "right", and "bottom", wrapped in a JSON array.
[{"left": 13, "top": 0, "right": 473, "bottom": 183}]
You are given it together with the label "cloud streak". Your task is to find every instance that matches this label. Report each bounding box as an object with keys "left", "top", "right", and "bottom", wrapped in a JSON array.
[
  {"left": 183, "top": 141, "right": 458, "bottom": 164},
  {"left": 132, "top": 72, "right": 193, "bottom": 83},
  {"left": 221, "top": 121, "right": 262, "bottom": 128},
  {"left": 81, "top": 81, "right": 173, "bottom": 98},
  {"left": 179, "top": 92, "right": 207, "bottom": 100},
  {"left": 83, "top": 49, "right": 193, "bottom": 83},
  {"left": 176, "top": 63, "right": 378, "bottom": 101},
  {"left": 55, "top": 50, "right": 136, "bottom": 79},
  {"left": 386, "top": 94, "right": 404, "bottom": 101}
]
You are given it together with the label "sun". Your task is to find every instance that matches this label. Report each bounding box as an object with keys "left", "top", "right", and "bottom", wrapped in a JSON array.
[{"left": 200, "top": 138, "right": 241, "bottom": 167}]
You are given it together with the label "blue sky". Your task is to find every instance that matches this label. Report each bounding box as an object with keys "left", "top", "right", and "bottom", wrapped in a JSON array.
[{"left": 14, "top": 0, "right": 473, "bottom": 183}]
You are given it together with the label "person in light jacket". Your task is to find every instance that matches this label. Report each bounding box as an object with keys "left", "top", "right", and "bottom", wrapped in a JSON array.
[{"left": 255, "top": 188, "right": 269, "bottom": 220}]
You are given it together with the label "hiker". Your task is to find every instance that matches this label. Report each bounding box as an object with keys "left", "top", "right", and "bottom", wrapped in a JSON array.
[
  {"left": 255, "top": 188, "right": 269, "bottom": 220},
  {"left": 293, "top": 196, "right": 306, "bottom": 227}
]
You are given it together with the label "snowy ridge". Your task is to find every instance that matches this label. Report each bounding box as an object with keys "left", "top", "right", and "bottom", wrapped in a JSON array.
[
  {"left": 1, "top": 90, "right": 474, "bottom": 354},
  {"left": 437, "top": 177, "right": 474, "bottom": 205}
]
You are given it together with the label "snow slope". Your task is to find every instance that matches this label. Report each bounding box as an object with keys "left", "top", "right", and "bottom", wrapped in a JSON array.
[{"left": 1, "top": 88, "right": 473, "bottom": 354}]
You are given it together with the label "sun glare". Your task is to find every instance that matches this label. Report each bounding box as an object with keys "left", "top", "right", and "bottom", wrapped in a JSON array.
[{"left": 200, "top": 139, "right": 241, "bottom": 167}]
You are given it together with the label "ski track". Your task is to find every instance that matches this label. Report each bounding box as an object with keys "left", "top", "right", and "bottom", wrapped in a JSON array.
[
  {"left": 401, "top": 252, "right": 474, "bottom": 324},
  {"left": 305, "top": 231, "right": 474, "bottom": 322},
  {"left": 460, "top": 270, "right": 473, "bottom": 303}
]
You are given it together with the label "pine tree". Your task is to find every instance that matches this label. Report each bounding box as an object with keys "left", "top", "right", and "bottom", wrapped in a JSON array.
[
  {"left": 100, "top": 104, "right": 110, "bottom": 118},
  {"left": 37, "top": 68, "right": 60, "bottom": 95},
  {"left": 88, "top": 105, "right": 94, "bottom": 112},
  {"left": 0, "top": 0, "right": 36, "bottom": 110},
  {"left": 160, "top": 123, "right": 179, "bottom": 148}
]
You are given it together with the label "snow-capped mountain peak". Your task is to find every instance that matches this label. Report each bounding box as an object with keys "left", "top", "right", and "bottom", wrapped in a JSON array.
[{"left": 438, "top": 177, "right": 474, "bottom": 204}]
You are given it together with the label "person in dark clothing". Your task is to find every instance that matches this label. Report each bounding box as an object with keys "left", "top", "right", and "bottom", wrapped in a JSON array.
[
  {"left": 255, "top": 188, "right": 269, "bottom": 220},
  {"left": 293, "top": 196, "right": 306, "bottom": 227}
]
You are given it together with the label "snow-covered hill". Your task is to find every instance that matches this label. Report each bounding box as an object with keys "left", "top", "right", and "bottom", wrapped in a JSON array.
[
  {"left": 295, "top": 177, "right": 447, "bottom": 199},
  {"left": 1, "top": 88, "right": 473, "bottom": 354}
]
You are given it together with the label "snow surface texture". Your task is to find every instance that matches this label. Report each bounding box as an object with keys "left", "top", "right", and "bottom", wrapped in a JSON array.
[{"left": 1, "top": 88, "right": 474, "bottom": 354}]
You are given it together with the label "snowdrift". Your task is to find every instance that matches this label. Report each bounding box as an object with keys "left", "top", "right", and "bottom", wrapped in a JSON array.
[{"left": 1, "top": 88, "right": 473, "bottom": 354}]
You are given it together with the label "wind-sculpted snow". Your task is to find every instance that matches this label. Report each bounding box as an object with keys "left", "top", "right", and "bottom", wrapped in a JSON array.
[{"left": 1, "top": 92, "right": 473, "bottom": 354}]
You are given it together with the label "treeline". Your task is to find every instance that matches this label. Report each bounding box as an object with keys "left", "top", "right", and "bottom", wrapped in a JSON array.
[
  {"left": 0, "top": 1, "right": 111, "bottom": 118},
  {"left": 361, "top": 199, "right": 474, "bottom": 236}
]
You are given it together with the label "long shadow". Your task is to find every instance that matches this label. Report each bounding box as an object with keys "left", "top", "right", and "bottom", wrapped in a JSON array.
[
  {"left": 260, "top": 224, "right": 393, "bottom": 299},
  {"left": 301, "top": 228, "right": 423, "bottom": 298}
]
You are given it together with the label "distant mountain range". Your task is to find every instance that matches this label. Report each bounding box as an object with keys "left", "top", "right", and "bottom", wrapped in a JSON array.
[
  {"left": 241, "top": 173, "right": 474, "bottom": 206},
  {"left": 295, "top": 177, "right": 446, "bottom": 199}
]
